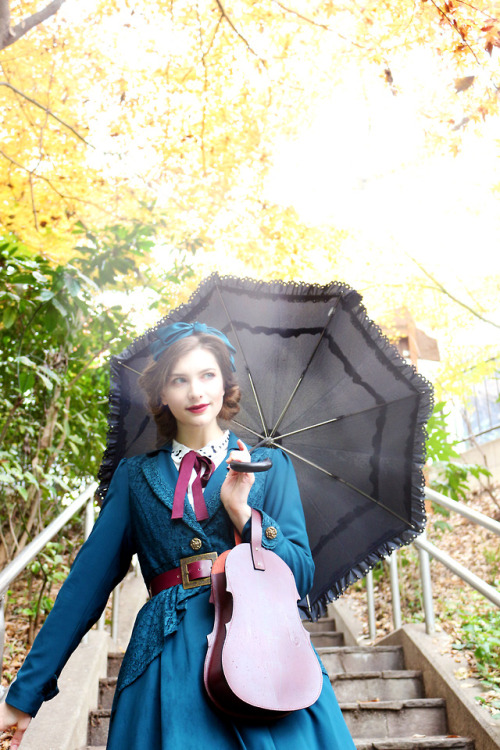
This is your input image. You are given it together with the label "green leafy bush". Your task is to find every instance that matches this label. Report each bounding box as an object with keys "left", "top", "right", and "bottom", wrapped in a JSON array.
[
  {"left": 0, "top": 225, "right": 195, "bottom": 564},
  {"left": 425, "top": 401, "right": 491, "bottom": 506}
]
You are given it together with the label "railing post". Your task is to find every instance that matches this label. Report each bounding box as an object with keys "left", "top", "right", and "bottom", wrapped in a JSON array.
[
  {"left": 84, "top": 497, "right": 106, "bottom": 632},
  {"left": 417, "top": 530, "right": 435, "bottom": 635},
  {"left": 84, "top": 497, "right": 94, "bottom": 541},
  {"left": 0, "top": 594, "right": 5, "bottom": 693},
  {"left": 389, "top": 551, "right": 402, "bottom": 630},
  {"left": 112, "top": 586, "right": 120, "bottom": 643},
  {"left": 83, "top": 497, "right": 95, "bottom": 645},
  {"left": 366, "top": 569, "right": 376, "bottom": 640}
]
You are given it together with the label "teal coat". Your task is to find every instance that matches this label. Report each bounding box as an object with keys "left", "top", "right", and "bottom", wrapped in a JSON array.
[{"left": 6, "top": 433, "right": 314, "bottom": 716}]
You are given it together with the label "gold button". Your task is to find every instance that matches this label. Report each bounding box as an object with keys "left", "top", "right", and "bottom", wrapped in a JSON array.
[
  {"left": 190, "top": 537, "right": 202, "bottom": 551},
  {"left": 265, "top": 526, "right": 277, "bottom": 540}
]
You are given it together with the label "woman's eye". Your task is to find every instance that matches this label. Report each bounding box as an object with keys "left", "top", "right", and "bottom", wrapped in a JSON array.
[
  {"left": 203, "top": 371, "right": 216, "bottom": 379},
  {"left": 171, "top": 376, "right": 186, "bottom": 385}
]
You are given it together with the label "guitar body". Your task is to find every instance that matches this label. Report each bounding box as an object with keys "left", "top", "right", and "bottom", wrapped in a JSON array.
[{"left": 204, "top": 512, "right": 323, "bottom": 720}]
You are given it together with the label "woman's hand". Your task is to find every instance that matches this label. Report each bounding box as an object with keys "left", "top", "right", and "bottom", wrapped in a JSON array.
[
  {"left": 220, "top": 439, "right": 254, "bottom": 534},
  {"left": 0, "top": 702, "right": 31, "bottom": 749}
]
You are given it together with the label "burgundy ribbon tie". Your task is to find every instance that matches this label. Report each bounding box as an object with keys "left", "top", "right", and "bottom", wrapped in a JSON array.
[{"left": 172, "top": 451, "right": 214, "bottom": 521}]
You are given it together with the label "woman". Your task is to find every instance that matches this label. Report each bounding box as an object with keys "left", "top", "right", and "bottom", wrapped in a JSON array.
[{"left": 0, "top": 322, "right": 355, "bottom": 749}]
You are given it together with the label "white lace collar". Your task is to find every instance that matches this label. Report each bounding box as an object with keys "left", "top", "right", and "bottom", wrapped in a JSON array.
[{"left": 171, "top": 430, "right": 230, "bottom": 469}]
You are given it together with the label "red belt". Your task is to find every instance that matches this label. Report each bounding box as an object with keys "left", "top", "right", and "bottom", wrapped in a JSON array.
[{"left": 149, "top": 552, "right": 218, "bottom": 595}]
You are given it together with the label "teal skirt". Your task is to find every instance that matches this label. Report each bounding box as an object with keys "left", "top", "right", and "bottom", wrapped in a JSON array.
[{"left": 107, "top": 589, "right": 355, "bottom": 749}]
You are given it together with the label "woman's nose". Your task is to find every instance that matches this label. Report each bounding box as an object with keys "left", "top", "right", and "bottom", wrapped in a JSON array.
[{"left": 188, "top": 378, "right": 203, "bottom": 399}]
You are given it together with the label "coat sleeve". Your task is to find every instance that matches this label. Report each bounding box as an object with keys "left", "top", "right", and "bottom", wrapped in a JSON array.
[
  {"left": 245, "top": 449, "right": 314, "bottom": 600},
  {"left": 5, "top": 459, "right": 134, "bottom": 717}
]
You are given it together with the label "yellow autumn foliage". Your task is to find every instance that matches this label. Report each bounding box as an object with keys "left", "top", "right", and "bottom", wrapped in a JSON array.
[
  {"left": 1, "top": 0, "right": 499, "bottom": 259},
  {"left": 1, "top": 1, "right": 499, "bottom": 405}
]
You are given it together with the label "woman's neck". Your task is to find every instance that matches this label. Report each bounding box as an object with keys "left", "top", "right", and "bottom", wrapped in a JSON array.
[{"left": 175, "top": 424, "right": 225, "bottom": 451}]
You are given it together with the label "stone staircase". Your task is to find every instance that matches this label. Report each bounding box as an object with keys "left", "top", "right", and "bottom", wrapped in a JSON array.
[{"left": 82, "top": 616, "right": 474, "bottom": 750}]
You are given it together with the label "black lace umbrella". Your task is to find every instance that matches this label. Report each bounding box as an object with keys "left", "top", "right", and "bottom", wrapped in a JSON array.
[{"left": 98, "top": 274, "right": 433, "bottom": 617}]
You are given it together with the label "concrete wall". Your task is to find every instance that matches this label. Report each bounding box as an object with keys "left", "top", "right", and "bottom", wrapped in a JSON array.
[
  {"left": 460, "top": 436, "right": 500, "bottom": 486},
  {"left": 7, "top": 571, "right": 147, "bottom": 750},
  {"left": 381, "top": 625, "right": 500, "bottom": 750}
]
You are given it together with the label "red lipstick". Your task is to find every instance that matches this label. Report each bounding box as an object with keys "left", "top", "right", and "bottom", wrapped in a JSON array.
[{"left": 187, "top": 404, "right": 209, "bottom": 414}]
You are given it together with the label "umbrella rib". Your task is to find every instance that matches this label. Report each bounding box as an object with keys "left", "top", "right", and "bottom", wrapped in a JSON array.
[
  {"left": 232, "top": 420, "right": 264, "bottom": 442},
  {"left": 273, "top": 393, "right": 419, "bottom": 442},
  {"left": 118, "top": 361, "right": 142, "bottom": 376},
  {"left": 276, "top": 417, "right": 342, "bottom": 440},
  {"left": 278, "top": 444, "right": 419, "bottom": 532},
  {"left": 270, "top": 298, "right": 341, "bottom": 439},
  {"left": 215, "top": 281, "right": 269, "bottom": 438}
]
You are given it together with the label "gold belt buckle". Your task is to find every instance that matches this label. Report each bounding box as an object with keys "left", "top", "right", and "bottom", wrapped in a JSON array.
[{"left": 180, "top": 551, "right": 218, "bottom": 590}]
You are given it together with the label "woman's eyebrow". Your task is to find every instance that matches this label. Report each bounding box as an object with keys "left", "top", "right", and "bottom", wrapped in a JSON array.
[{"left": 170, "top": 367, "right": 216, "bottom": 377}]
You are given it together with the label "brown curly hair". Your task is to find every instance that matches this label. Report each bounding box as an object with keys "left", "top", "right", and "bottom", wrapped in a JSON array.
[{"left": 138, "top": 333, "right": 241, "bottom": 444}]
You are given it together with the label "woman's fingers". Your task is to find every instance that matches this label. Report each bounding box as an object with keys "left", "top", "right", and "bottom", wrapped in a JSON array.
[
  {"left": 10, "top": 714, "right": 31, "bottom": 748},
  {"left": 0, "top": 703, "right": 31, "bottom": 747},
  {"left": 226, "top": 439, "right": 251, "bottom": 466},
  {"left": 11, "top": 726, "right": 27, "bottom": 749}
]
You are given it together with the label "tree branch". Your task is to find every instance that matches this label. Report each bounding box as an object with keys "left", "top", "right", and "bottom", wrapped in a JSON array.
[
  {"left": 455, "top": 0, "right": 497, "bottom": 21},
  {"left": 0, "top": 395, "right": 23, "bottom": 448},
  {"left": 0, "top": 148, "right": 131, "bottom": 220},
  {"left": 8, "top": 511, "right": 20, "bottom": 556},
  {"left": 0, "top": 0, "right": 10, "bottom": 45},
  {"left": 427, "top": 0, "right": 479, "bottom": 62},
  {"left": 29, "top": 172, "right": 39, "bottom": 231},
  {"left": 196, "top": 5, "right": 209, "bottom": 176},
  {"left": 0, "top": 0, "right": 65, "bottom": 51},
  {"left": 65, "top": 344, "right": 114, "bottom": 391},
  {"left": 409, "top": 255, "right": 500, "bottom": 329},
  {"left": 271, "top": 0, "right": 330, "bottom": 30},
  {"left": 0, "top": 523, "right": 11, "bottom": 565},
  {"left": 37, "top": 63, "right": 55, "bottom": 158},
  {"left": 215, "top": 0, "right": 265, "bottom": 63},
  {"left": 0, "top": 81, "right": 92, "bottom": 146},
  {"left": 271, "top": 0, "right": 369, "bottom": 49},
  {"left": 1, "top": 63, "right": 38, "bottom": 134},
  {"left": 203, "top": 11, "right": 223, "bottom": 60}
]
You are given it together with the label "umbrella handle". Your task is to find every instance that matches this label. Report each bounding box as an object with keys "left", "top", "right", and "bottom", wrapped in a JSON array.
[{"left": 229, "top": 458, "right": 273, "bottom": 473}]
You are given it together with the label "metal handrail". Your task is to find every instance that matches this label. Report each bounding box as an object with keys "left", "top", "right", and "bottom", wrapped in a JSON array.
[
  {"left": 0, "top": 483, "right": 99, "bottom": 674},
  {"left": 365, "top": 486, "right": 500, "bottom": 638},
  {"left": 425, "top": 487, "right": 500, "bottom": 535},
  {"left": 0, "top": 484, "right": 97, "bottom": 599}
]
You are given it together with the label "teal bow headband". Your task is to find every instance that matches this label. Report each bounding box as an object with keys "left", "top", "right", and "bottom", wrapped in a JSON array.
[{"left": 150, "top": 321, "right": 237, "bottom": 371}]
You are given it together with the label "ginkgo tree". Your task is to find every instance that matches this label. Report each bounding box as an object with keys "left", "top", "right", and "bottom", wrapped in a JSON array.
[
  {"left": 1, "top": 0, "right": 498, "bottom": 446},
  {"left": 1, "top": 0, "right": 499, "bottom": 256}
]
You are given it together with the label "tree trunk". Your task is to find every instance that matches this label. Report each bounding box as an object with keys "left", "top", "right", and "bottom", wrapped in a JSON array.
[{"left": 0, "top": 0, "right": 66, "bottom": 51}]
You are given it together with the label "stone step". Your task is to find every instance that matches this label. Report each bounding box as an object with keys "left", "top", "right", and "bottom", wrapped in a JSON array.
[
  {"left": 98, "top": 676, "right": 118, "bottom": 709},
  {"left": 332, "top": 670, "right": 423, "bottom": 702},
  {"left": 100, "top": 651, "right": 411, "bottom": 709},
  {"left": 106, "top": 652, "right": 124, "bottom": 678},
  {"left": 310, "top": 630, "right": 345, "bottom": 647},
  {"left": 82, "top": 735, "right": 474, "bottom": 750},
  {"left": 97, "top": 672, "right": 423, "bottom": 712},
  {"left": 88, "top": 702, "right": 447, "bottom": 747},
  {"left": 88, "top": 709, "right": 112, "bottom": 747},
  {"left": 303, "top": 616, "right": 337, "bottom": 632},
  {"left": 354, "top": 737, "right": 474, "bottom": 750},
  {"left": 341, "top": 698, "right": 448, "bottom": 739},
  {"left": 318, "top": 646, "right": 405, "bottom": 676}
]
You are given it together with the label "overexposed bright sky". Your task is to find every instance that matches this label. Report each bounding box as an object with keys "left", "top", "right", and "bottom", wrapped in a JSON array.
[{"left": 265, "top": 67, "right": 500, "bottom": 280}]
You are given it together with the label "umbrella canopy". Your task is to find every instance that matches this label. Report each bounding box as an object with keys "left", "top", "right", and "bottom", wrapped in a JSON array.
[{"left": 98, "top": 274, "right": 433, "bottom": 617}]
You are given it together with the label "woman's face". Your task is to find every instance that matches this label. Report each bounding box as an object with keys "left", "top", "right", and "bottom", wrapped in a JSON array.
[{"left": 160, "top": 346, "right": 225, "bottom": 437}]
